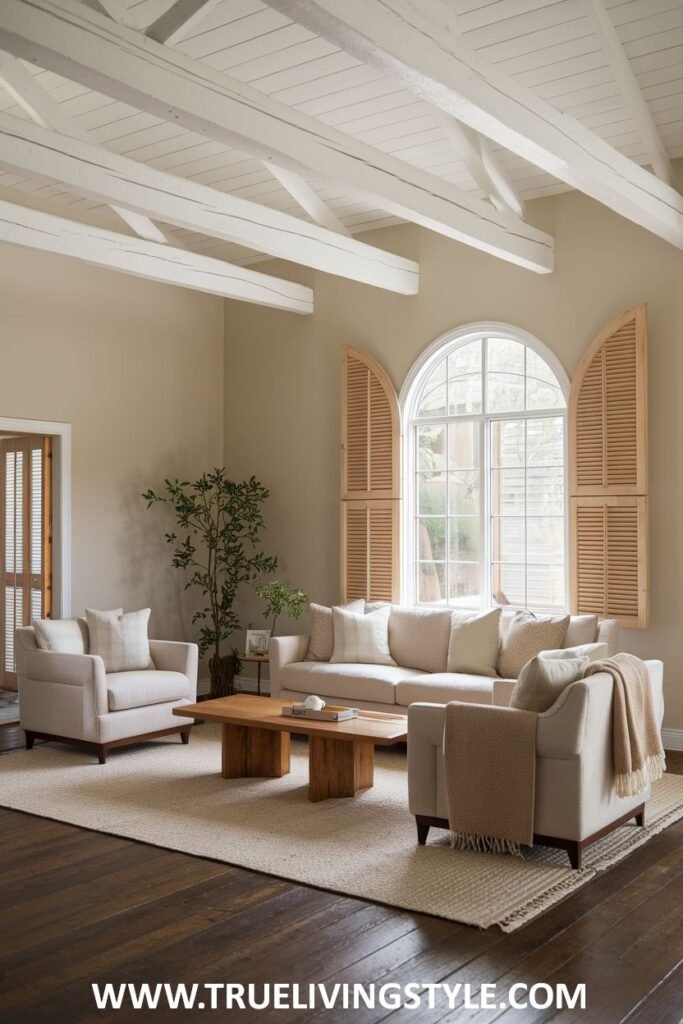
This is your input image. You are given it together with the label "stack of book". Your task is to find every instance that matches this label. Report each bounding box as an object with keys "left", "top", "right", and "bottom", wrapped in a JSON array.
[{"left": 281, "top": 704, "right": 359, "bottom": 722}]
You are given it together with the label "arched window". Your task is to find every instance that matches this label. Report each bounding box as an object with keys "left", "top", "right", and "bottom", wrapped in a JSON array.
[{"left": 401, "top": 324, "right": 569, "bottom": 612}]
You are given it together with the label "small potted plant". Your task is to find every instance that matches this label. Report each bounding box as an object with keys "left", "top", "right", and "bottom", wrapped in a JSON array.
[{"left": 254, "top": 580, "right": 308, "bottom": 646}]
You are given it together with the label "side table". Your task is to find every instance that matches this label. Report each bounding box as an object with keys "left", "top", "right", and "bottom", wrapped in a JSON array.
[{"left": 241, "top": 654, "right": 270, "bottom": 696}]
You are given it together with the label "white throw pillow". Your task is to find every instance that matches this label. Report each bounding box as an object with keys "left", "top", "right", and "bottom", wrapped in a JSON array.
[
  {"left": 305, "top": 600, "right": 365, "bottom": 662},
  {"left": 85, "top": 608, "right": 153, "bottom": 673},
  {"left": 446, "top": 608, "right": 502, "bottom": 676},
  {"left": 33, "top": 617, "right": 91, "bottom": 655},
  {"left": 510, "top": 651, "right": 589, "bottom": 713},
  {"left": 330, "top": 605, "right": 396, "bottom": 666}
]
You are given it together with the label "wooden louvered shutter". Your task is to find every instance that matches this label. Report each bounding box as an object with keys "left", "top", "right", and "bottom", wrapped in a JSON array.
[
  {"left": 569, "top": 306, "right": 648, "bottom": 627},
  {"left": 341, "top": 347, "right": 400, "bottom": 602},
  {"left": 0, "top": 435, "right": 52, "bottom": 684}
]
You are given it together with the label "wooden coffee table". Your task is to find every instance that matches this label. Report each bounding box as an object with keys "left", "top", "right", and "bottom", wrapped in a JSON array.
[{"left": 173, "top": 695, "right": 407, "bottom": 802}]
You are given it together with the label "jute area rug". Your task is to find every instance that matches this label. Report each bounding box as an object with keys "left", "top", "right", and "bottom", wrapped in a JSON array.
[{"left": 1, "top": 724, "right": 681, "bottom": 933}]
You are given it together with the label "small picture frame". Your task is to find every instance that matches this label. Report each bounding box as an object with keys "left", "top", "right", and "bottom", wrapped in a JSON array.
[{"left": 245, "top": 629, "right": 271, "bottom": 656}]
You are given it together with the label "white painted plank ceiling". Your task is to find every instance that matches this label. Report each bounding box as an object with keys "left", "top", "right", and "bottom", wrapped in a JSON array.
[{"left": 0, "top": 0, "right": 682, "bottom": 266}]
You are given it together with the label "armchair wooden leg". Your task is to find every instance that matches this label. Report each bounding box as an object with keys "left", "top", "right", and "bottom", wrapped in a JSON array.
[
  {"left": 25, "top": 731, "right": 35, "bottom": 750},
  {"left": 180, "top": 730, "right": 191, "bottom": 745},
  {"left": 635, "top": 808, "right": 645, "bottom": 827},
  {"left": 98, "top": 747, "right": 107, "bottom": 765},
  {"left": 567, "top": 842, "right": 582, "bottom": 870},
  {"left": 416, "top": 816, "right": 431, "bottom": 845}
]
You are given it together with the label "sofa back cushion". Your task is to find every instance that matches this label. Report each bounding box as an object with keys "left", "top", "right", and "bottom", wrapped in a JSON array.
[
  {"left": 563, "top": 614, "right": 598, "bottom": 647},
  {"left": 388, "top": 607, "right": 452, "bottom": 672},
  {"left": 446, "top": 607, "right": 502, "bottom": 676}
]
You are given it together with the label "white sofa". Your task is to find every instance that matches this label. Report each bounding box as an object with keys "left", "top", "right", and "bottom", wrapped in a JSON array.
[
  {"left": 270, "top": 608, "right": 619, "bottom": 713},
  {"left": 16, "top": 626, "right": 198, "bottom": 763},
  {"left": 407, "top": 660, "right": 664, "bottom": 867}
]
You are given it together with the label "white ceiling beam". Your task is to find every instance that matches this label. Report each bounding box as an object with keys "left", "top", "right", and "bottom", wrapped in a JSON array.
[
  {"left": 262, "top": 0, "right": 683, "bottom": 251},
  {"left": 264, "top": 162, "right": 351, "bottom": 235},
  {"left": 0, "top": 0, "right": 554, "bottom": 274},
  {"left": 0, "top": 198, "right": 314, "bottom": 312},
  {"left": 0, "top": 112, "right": 419, "bottom": 293},
  {"left": 583, "top": 0, "right": 672, "bottom": 185},
  {"left": 81, "top": 0, "right": 136, "bottom": 28},
  {"left": 146, "top": 0, "right": 220, "bottom": 46},
  {"left": 0, "top": 50, "right": 168, "bottom": 243},
  {"left": 438, "top": 115, "right": 524, "bottom": 219},
  {"left": 144, "top": 1, "right": 353, "bottom": 240}
]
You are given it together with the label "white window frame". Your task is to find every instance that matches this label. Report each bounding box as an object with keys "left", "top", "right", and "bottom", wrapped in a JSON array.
[{"left": 399, "top": 323, "right": 570, "bottom": 610}]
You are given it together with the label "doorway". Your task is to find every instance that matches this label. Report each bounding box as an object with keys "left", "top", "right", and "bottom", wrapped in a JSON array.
[{"left": 0, "top": 418, "right": 70, "bottom": 695}]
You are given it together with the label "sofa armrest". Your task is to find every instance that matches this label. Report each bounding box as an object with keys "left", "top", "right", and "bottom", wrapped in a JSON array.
[
  {"left": 269, "top": 635, "right": 309, "bottom": 698},
  {"left": 149, "top": 640, "right": 198, "bottom": 699},
  {"left": 17, "top": 650, "right": 109, "bottom": 731},
  {"left": 408, "top": 703, "right": 446, "bottom": 818}
]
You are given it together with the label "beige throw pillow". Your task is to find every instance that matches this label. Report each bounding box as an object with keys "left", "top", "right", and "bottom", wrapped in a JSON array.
[
  {"left": 389, "top": 607, "right": 452, "bottom": 672},
  {"left": 330, "top": 605, "right": 396, "bottom": 666},
  {"left": 85, "top": 608, "right": 153, "bottom": 673},
  {"left": 305, "top": 600, "right": 365, "bottom": 662},
  {"left": 510, "top": 651, "right": 589, "bottom": 713},
  {"left": 498, "top": 611, "right": 570, "bottom": 679},
  {"left": 446, "top": 608, "right": 502, "bottom": 676},
  {"left": 33, "top": 616, "right": 92, "bottom": 655}
]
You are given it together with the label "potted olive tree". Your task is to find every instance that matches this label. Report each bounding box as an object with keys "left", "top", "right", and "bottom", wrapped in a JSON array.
[{"left": 143, "top": 471, "right": 277, "bottom": 698}]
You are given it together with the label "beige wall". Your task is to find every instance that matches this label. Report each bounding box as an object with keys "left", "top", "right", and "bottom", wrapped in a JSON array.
[
  {"left": 0, "top": 242, "right": 224, "bottom": 644},
  {"left": 224, "top": 188, "right": 683, "bottom": 732}
]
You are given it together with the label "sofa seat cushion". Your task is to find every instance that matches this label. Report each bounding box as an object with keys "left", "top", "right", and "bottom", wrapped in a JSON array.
[
  {"left": 280, "top": 662, "right": 425, "bottom": 705},
  {"left": 396, "top": 673, "right": 497, "bottom": 707},
  {"left": 106, "top": 670, "right": 190, "bottom": 711}
]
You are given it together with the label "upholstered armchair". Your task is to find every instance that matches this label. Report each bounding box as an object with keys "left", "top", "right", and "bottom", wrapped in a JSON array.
[
  {"left": 16, "top": 626, "right": 198, "bottom": 763},
  {"left": 408, "top": 660, "right": 664, "bottom": 868}
]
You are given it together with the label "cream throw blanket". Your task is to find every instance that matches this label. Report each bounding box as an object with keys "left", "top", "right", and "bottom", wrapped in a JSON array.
[
  {"left": 444, "top": 702, "right": 537, "bottom": 856},
  {"left": 585, "top": 654, "right": 666, "bottom": 797}
]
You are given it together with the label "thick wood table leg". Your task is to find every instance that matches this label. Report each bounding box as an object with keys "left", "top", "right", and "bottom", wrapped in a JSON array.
[
  {"left": 221, "top": 723, "right": 290, "bottom": 779},
  {"left": 308, "top": 736, "right": 374, "bottom": 802}
]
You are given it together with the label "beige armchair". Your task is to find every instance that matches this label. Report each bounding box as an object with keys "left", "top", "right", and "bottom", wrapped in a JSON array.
[
  {"left": 16, "top": 626, "right": 198, "bottom": 764},
  {"left": 408, "top": 660, "right": 664, "bottom": 868}
]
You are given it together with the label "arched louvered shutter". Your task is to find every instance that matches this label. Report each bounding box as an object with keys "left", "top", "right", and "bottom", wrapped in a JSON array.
[
  {"left": 569, "top": 306, "right": 648, "bottom": 627},
  {"left": 341, "top": 346, "right": 400, "bottom": 602}
]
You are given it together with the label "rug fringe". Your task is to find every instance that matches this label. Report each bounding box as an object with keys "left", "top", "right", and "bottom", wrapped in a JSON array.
[{"left": 451, "top": 830, "right": 525, "bottom": 858}]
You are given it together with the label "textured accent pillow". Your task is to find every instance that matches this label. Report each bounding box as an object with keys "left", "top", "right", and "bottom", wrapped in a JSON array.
[
  {"left": 497, "top": 611, "right": 570, "bottom": 679},
  {"left": 388, "top": 607, "right": 452, "bottom": 672},
  {"left": 510, "top": 651, "right": 589, "bottom": 713},
  {"left": 304, "top": 600, "right": 365, "bottom": 662},
  {"left": 85, "top": 608, "right": 153, "bottom": 673},
  {"left": 33, "top": 617, "right": 92, "bottom": 655},
  {"left": 563, "top": 614, "right": 598, "bottom": 648},
  {"left": 563, "top": 642, "right": 608, "bottom": 662},
  {"left": 330, "top": 605, "right": 396, "bottom": 666},
  {"left": 446, "top": 607, "right": 502, "bottom": 676}
]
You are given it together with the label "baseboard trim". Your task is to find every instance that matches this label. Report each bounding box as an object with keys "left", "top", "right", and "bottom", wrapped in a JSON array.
[
  {"left": 662, "top": 728, "right": 683, "bottom": 752},
  {"left": 197, "top": 675, "right": 270, "bottom": 697}
]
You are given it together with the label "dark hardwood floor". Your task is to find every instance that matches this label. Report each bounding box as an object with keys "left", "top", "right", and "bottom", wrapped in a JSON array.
[{"left": 1, "top": 724, "right": 682, "bottom": 1023}]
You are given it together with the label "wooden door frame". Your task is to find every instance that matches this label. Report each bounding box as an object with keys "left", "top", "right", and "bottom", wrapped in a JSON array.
[{"left": 0, "top": 417, "right": 71, "bottom": 618}]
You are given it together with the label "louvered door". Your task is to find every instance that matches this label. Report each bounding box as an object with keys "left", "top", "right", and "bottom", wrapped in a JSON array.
[
  {"left": 0, "top": 436, "right": 52, "bottom": 685},
  {"left": 569, "top": 306, "right": 648, "bottom": 627},
  {"left": 341, "top": 347, "right": 400, "bottom": 602}
]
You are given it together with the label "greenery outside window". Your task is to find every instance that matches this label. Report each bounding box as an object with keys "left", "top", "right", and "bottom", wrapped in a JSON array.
[{"left": 402, "top": 326, "right": 569, "bottom": 612}]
